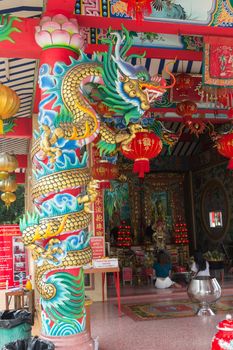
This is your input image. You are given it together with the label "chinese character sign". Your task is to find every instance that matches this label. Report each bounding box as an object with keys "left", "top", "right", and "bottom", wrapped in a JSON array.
[
  {"left": 0, "top": 225, "right": 28, "bottom": 289},
  {"left": 94, "top": 190, "right": 105, "bottom": 237}
]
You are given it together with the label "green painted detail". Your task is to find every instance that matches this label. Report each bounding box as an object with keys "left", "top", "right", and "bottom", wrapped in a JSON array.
[
  {"left": 140, "top": 32, "right": 165, "bottom": 42},
  {"left": 0, "top": 15, "right": 22, "bottom": 43},
  {"left": 3, "top": 118, "right": 15, "bottom": 133},
  {"left": 181, "top": 35, "right": 203, "bottom": 52},
  {"left": 54, "top": 107, "right": 73, "bottom": 128},
  {"left": 42, "top": 270, "right": 85, "bottom": 323},
  {"left": 42, "top": 44, "right": 80, "bottom": 54},
  {"left": 20, "top": 212, "right": 40, "bottom": 231},
  {"left": 97, "top": 139, "right": 117, "bottom": 156},
  {"left": 210, "top": 0, "right": 222, "bottom": 26},
  {"left": 228, "top": 0, "right": 233, "bottom": 9},
  {"left": 152, "top": 90, "right": 173, "bottom": 108},
  {"left": 104, "top": 181, "right": 129, "bottom": 222}
]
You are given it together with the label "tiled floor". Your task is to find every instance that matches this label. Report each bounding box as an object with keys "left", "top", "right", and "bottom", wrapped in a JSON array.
[
  {"left": 33, "top": 279, "right": 233, "bottom": 350},
  {"left": 91, "top": 279, "right": 233, "bottom": 350},
  {"left": 91, "top": 300, "right": 225, "bottom": 350}
]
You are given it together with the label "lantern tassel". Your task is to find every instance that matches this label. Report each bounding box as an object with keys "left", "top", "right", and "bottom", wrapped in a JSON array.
[
  {"left": 133, "top": 159, "right": 150, "bottom": 178},
  {"left": 227, "top": 158, "right": 233, "bottom": 170}
]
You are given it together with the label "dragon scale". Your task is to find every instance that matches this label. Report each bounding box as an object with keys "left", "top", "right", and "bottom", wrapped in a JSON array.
[{"left": 61, "top": 63, "right": 102, "bottom": 139}]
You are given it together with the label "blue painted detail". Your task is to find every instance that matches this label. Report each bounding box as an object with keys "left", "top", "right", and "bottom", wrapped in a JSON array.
[
  {"left": 39, "top": 194, "right": 84, "bottom": 219},
  {"left": 172, "top": 60, "right": 180, "bottom": 73},
  {"left": 158, "top": 59, "right": 165, "bottom": 75},
  {"left": 65, "top": 232, "right": 92, "bottom": 251},
  {"left": 186, "top": 61, "right": 193, "bottom": 74},
  {"left": 37, "top": 240, "right": 67, "bottom": 266},
  {"left": 35, "top": 151, "right": 88, "bottom": 179},
  {"left": 41, "top": 311, "right": 51, "bottom": 335},
  {"left": 49, "top": 319, "right": 84, "bottom": 336},
  {"left": 0, "top": 6, "right": 42, "bottom": 15}
]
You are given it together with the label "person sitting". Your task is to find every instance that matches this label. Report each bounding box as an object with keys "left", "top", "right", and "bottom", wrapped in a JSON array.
[
  {"left": 153, "top": 250, "right": 181, "bottom": 289},
  {"left": 191, "top": 251, "right": 210, "bottom": 277}
]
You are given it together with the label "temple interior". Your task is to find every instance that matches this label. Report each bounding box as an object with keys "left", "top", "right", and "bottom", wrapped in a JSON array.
[{"left": 0, "top": 1, "right": 233, "bottom": 350}]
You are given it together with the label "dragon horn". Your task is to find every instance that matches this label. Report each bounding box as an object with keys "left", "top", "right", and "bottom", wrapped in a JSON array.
[
  {"left": 112, "top": 54, "right": 138, "bottom": 77},
  {"left": 163, "top": 59, "right": 177, "bottom": 89},
  {"left": 109, "top": 31, "right": 122, "bottom": 61}
]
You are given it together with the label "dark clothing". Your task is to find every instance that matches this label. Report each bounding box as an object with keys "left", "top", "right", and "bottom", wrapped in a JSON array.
[{"left": 153, "top": 262, "right": 172, "bottom": 278}]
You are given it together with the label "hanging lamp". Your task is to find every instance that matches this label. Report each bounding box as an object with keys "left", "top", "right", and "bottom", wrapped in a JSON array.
[
  {"left": 0, "top": 153, "right": 18, "bottom": 179},
  {"left": 0, "top": 84, "right": 20, "bottom": 134},
  {"left": 120, "top": 131, "right": 162, "bottom": 178},
  {"left": 121, "top": 0, "right": 152, "bottom": 22}
]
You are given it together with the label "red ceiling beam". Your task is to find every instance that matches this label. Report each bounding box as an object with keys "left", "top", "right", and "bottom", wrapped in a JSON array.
[
  {"left": 0, "top": 20, "right": 203, "bottom": 61},
  {"left": 1, "top": 13, "right": 232, "bottom": 60},
  {"left": 45, "top": 0, "right": 77, "bottom": 16},
  {"left": 85, "top": 44, "right": 203, "bottom": 61},
  {"left": 2, "top": 118, "right": 32, "bottom": 139},
  {"left": 155, "top": 116, "right": 229, "bottom": 124},
  {"left": 150, "top": 107, "right": 228, "bottom": 115},
  {"left": 76, "top": 15, "right": 233, "bottom": 37}
]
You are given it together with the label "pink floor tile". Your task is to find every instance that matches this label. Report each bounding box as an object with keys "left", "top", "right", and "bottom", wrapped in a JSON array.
[
  {"left": 91, "top": 301, "right": 225, "bottom": 350},
  {"left": 91, "top": 282, "right": 233, "bottom": 350}
]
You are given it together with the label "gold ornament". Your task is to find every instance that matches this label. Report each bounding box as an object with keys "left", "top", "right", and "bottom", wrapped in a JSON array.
[
  {"left": 0, "top": 176, "right": 17, "bottom": 192},
  {"left": 0, "top": 152, "right": 18, "bottom": 173},
  {"left": 0, "top": 153, "right": 18, "bottom": 180},
  {"left": 0, "top": 153, "right": 18, "bottom": 173},
  {"left": 0, "top": 171, "right": 9, "bottom": 180},
  {"left": 1, "top": 192, "right": 16, "bottom": 208},
  {"left": 0, "top": 84, "right": 20, "bottom": 133}
]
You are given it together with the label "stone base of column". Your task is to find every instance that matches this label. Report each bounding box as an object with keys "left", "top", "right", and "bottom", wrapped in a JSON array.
[{"left": 41, "top": 330, "right": 95, "bottom": 350}]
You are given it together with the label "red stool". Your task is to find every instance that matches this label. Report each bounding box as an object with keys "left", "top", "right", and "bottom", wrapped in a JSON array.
[{"left": 122, "top": 267, "right": 133, "bottom": 286}]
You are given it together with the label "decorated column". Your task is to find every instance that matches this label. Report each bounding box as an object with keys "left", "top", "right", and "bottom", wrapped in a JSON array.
[
  {"left": 19, "top": 18, "right": 172, "bottom": 350},
  {"left": 20, "top": 14, "right": 96, "bottom": 349}
]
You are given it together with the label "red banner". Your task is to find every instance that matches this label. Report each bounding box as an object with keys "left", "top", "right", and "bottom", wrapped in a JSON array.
[
  {"left": 91, "top": 145, "right": 105, "bottom": 237},
  {"left": 171, "top": 76, "right": 202, "bottom": 102},
  {"left": 90, "top": 237, "right": 105, "bottom": 259},
  {"left": 94, "top": 190, "right": 105, "bottom": 236},
  {"left": 204, "top": 37, "right": 233, "bottom": 87},
  {"left": 0, "top": 225, "right": 28, "bottom": 290}
]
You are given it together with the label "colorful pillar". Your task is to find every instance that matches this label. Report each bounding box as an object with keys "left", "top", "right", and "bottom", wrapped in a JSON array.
[{"left": 20, "top": 14, "right": 97, "bottom": 349}]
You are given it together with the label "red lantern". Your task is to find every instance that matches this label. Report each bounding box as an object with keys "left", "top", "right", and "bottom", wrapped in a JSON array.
[
  {"left": 120, "top": 131, "right": 162, "bottom": 178},
  {"left": 175, "top": 74, "right": 195, "bottom": 91},
  {"left": 176, "top": 100, "right": 198, "bottom": 120},
  {"left": 211, "top": 315, "right": 233, "bottom": 350},
  {"left": 122, "top": 0, "right": 152, "bottom": 22},
  {"left": 216, "top": 132, "right": 233, "bottom": 169},
  {"left": 92, "top": 161, "right": 119, "bottom": 180}
]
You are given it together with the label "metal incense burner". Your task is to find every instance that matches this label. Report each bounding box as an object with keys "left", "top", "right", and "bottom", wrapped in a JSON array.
[{"left": 187, "top": 276, "right": 221, "bottom": 316}]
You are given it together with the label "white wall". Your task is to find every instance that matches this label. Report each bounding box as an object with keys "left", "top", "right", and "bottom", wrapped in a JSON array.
[
  {"left": 85, "top": 273, "right": 107, "bottom": 302},
  {"left": 0, "top": 290, "right": 6, "bottom": 310}
]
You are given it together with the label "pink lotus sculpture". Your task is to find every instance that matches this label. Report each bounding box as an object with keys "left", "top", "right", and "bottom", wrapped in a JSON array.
[{"left": 35, "top": 14, "right": 85, "bottom": 51}]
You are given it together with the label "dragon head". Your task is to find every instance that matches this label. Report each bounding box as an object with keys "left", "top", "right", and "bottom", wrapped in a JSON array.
[
  {"left": 118, "top": 68, "right": 168, "bottom": 112},
  {"left": 100, "top": 29, "right": 175, "bottom": 124}
]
